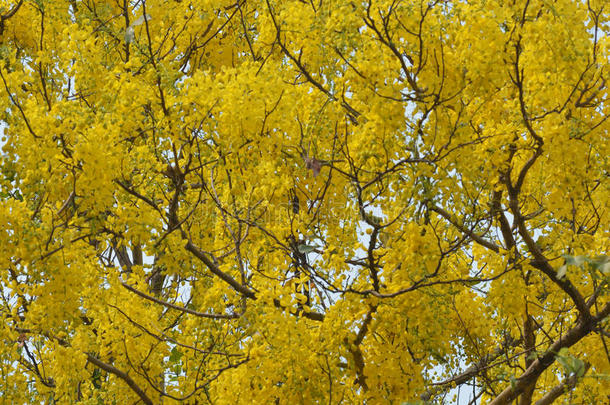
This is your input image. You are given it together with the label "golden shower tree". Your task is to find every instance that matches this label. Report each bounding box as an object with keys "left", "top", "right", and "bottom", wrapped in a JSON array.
[{"left": 0, "top": 0, "right": 608, "bottom": 403}]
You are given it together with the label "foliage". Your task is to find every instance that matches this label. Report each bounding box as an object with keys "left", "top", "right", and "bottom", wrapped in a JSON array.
[{"left": 0, "top": 0, "right": 608, "bottom": 403}]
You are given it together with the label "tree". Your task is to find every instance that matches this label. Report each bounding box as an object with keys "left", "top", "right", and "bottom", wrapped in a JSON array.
[{"left": 0, "top": 0, "right": 608, "bottom": 403}]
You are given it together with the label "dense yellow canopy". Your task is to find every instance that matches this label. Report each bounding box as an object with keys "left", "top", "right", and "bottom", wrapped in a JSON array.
[{"left": 0, "top": 0, "right": 608, "bottom": 403}]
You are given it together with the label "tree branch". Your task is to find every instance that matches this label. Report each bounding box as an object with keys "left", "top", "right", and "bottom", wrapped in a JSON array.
[
  {"left": 430, "top": 205, "right": 500, "bottom": 253},
  {"left": 86, "top": 354, "right": 154, "bottom": 405},
  {"left": 185, "top": 240, "right": 256, "bottom": 299},
  {"left": 422, "top": 331, "right": 529, "bottom": 400},
  {"left": 121, "top": 282, "right": 241, "bottom": 319},
  {"left": 534, "top": 362, "right": 590, "bottom": 405},
  {"left": 489, "top": 302, "right": 610, "bottom": 405},
  {"left": 186, "top": 240, "right": 325, "bottom": 321}
]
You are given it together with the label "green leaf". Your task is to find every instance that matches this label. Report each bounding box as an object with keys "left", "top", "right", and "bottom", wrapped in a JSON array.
[
  {"left": 92, "top": 368, "right": 102, "bottom": 389},
  {"left": 124, "top": 26, "right": 135, "bottom": 43},
  {"left": 555, "top": 348, "right": 585, "bottom": 376},
  {"left": 169, "top": 347, "right": 183, "bottom": 363},
  {"left": 556, "top": 348, "right": 571, "bottom": 371},
  {"left": 591, "top": 255, "right": 610, "bottom": 275},
  {"left": 573, "top": 358, "right": 585, "bottom": 377},
  {"left": 431, "top": 350, "right": 447, "bottom": 364},
  {"left": 297, "top": 244, "right": 319, "bottom": 254},
  {"left": 363, "top": 211, "right": 383, "bottom": 226},
  {"left": 509, "top": 375, "right": 517, "bottom": 390},
  {"left": 556, "top": 265, "right": 568, "bottom": 279},
  {"left": 600, "top": 262, "right": 610, "bottom": 275},
  {"left": 563, "top": 255, "right": 587, "bottom": 267},
  {"left": 131, "top": 14, "right": 152, "bottom": 26}
]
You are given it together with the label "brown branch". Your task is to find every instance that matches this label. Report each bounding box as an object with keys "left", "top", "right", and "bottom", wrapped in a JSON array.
[
  {"left": 33, "top": 330, "right": 155, "bottom": 405},
  {"left": 86, "top": 354, "right": 154, "bottom": 405},
  {"left": 489, "top": 302, "right": 610, "bottom": 405},
  {"left": 362, "top": 2, "right": 424, "bottom": 98},
  {"left": 519, "top": 310, "right": 537, "bottom": 405},
  {"left": 264, "top": 0, "right": 360, "bottom": 123},
  {"left": 0, "top": 0, "right": 23, "bottom": 34},
  {"left": 421, "top": 332, "right": 528, "bottom": 401},
  {"left": 345, "top": 306, "right": 376, "bottom": 391},
  {"left": 186, "top": 240, "right": 325, "bottom": 321},
  {"left": 115, "top": 180, "right": 162, "bottom": 214},
  {"left": 118, "top": 179, "right": 325, "bottom": 321},
  {"left": 514, "top": 146, "right": 543, "bottom": 196},
  {"left": 430, "top": 205, "right": 500, "bottom": 253},
  {"left": 272, "top": 299, "right": 325, "bottom": 322},
  {"left": 348, "top": 266, "right": 513, "bottom": 299},
  {"left": 491, "top": 190, "right": 516, "bottom": 250},
  {"left": 0, "top": 69, "right": 41, "bottom": 139},
  {"left": 534, "top": 362, "right": 590, "bottom": 405},
  {"left": 56, "top": 191, "right": 76, "bottom": 219},
  {"left": 185, "top": 240, "right": 256, "bottom": 299},
  {"left": 121, "top": 282, "right": 241, "bottom": 319},
  {"left": 507, "top": 187, "right": 591, "bottom": 322}
]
